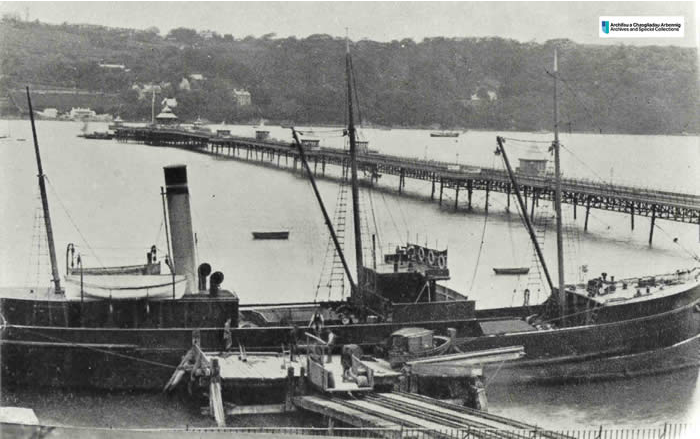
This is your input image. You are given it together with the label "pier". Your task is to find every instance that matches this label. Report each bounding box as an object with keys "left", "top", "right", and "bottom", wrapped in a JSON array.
[{"left": 115, "top": 127, "right": 700, "bottom": 244}]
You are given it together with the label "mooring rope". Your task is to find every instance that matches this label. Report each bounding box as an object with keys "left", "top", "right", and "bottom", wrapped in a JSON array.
[{"left": 7, "top": 325, "right": 178, "bottom": 370}]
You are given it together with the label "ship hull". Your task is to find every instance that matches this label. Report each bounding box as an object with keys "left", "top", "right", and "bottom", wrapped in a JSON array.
[
  {"left": 470, "top": 295, "right": 700, "bottom": 385},
  {"left": 2, "top": 284, "right": 699, "bottom": 389}
]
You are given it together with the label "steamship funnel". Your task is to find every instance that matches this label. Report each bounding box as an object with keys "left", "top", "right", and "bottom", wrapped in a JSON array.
[{"left": 163, "top": 165, "right": 196, "bottom": 294}]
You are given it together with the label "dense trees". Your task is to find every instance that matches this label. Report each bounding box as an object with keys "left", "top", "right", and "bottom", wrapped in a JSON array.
[{"left": 1, "top": 18, "right": 697, "bottom": 133}]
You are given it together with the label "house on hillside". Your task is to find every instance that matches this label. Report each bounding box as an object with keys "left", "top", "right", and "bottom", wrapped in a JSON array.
[
  {"left": 232, "top": 89, "right": 251, "bottom": 106},
  {"left": 69, "top": 107, "right": 97, "bottom": 120},
  {"left": 189, "top": 73, "right": 205, "bottom": 82},
  {"left": 99, "top": 63, "right": 129, "bottom": 72},
  {"left": 161, "top": 97, "right": 178, "bottom": 108},
  {"left": 36, "top": 108, "right": 59, "bottom": 119},
  {"left": 199, "top": 30, "right": 216, "bottom": 39}
]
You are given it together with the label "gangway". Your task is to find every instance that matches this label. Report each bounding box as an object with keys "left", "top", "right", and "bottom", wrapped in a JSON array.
[{"left": 294, "top": 391, "right": 573, "bottom": 439}]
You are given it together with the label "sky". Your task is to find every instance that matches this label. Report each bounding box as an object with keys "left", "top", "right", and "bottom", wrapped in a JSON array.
[{"left": 0, "top": 1, "right": 697, "bottom": 47}]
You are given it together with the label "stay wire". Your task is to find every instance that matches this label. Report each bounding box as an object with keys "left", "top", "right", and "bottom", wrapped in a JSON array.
[
  {"left": 44, "top": 176, "right": 104, "bottom": 268},
  {"left": 10, "top": 325, "right": 178, "bottom": 370}
]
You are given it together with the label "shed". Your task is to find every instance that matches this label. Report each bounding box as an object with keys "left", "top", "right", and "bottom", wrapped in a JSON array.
[{"left": 390, "top": 328, "right": 434, "bottom": 354}]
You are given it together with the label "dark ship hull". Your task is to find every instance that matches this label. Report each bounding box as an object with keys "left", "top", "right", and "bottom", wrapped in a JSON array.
[
  {"left": 469, "top": 284, "right": 700, "bottom": 385},
  {"left": 2, "top": 281, "right": 698, "bottom": 389}
]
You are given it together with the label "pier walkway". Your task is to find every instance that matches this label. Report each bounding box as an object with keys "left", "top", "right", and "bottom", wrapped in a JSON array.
[{"left": 115, "top": 126, "right": 700, "bottom": 244}]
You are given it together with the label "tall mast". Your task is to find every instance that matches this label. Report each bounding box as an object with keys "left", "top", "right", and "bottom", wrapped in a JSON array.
[
  {"left": 496, "top": 137, "right": 554, "bottom": 292},
  {"left": 151, "top": 87, "right": 156, "bottom": 125},
  {"left": 552, "top": 48, "right": 566, "bottom": 318},
  {"left": 291, "top": 129, "right": 357, "bottom": 294},
  {"left": 346, "top": 34, "right": 364, "bottom": 294},
  {"left": 26, "top": 87, "right": 62, "bottom": 293}
]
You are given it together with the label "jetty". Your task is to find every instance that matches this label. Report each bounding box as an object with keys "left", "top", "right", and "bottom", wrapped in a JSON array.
[{"left": 114, "top": 126, "right": 699, "bottom": 244}]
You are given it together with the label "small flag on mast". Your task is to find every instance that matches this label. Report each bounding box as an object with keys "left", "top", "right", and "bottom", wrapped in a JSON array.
[{"left": 554, "top": 48, "right": 558, "bottom": 73}]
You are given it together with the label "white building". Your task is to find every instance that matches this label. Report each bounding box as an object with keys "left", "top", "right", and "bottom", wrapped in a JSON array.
[
  {"left": 69, "top": 107, "right": 97, "bottom": 120},
  {"left": 161, "top": 97, "right": 178, "bottom": 108},
  {"left": 233, "top": 89, "right": 252, "bottom": 106}
]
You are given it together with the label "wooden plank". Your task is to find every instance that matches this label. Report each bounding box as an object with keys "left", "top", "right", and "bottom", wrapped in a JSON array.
[
  {"left": 293, "top": 396, "right": 396, "bottom": 429},
  {"left": 224, "top": 403, "right": 293, "bottom": 415}
]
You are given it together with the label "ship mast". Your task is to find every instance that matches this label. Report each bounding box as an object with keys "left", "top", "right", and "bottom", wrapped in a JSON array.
[
  {"left": 552, "top": 48, "right": 566, "bottom": 319},
  {"left": 345, "top": 34, "right": 364, "bottom": 297},
  {"left": 26, "top": 87, "right": 62, "bottom": 294}
]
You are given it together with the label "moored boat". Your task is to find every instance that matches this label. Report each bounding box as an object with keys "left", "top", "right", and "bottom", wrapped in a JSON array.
[
  {"left": 430, "top": 131, "right": 459, "bottom": 138},
  {"left": 493, "top": 267, "right": 530, "bottom": 275},
  {"left": 252, "top": 231, "right": 290, "bottom": 240}
]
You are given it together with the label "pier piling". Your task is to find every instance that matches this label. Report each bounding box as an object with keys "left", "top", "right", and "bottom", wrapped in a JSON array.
[
  {"left": 649, "top": 206, "right": 656, "bottom": 246},
  {"left": 584, "top": 196, "right": 591, "bottom": 231},
  {"left": 631, "top": 202, "right": 635, "bottom": 230},
  {"left": 467, "top": 180, "right": 473, "bottom": 210},
  {"left": 484, "top": 182, "right": 489, "bottom": 213}
]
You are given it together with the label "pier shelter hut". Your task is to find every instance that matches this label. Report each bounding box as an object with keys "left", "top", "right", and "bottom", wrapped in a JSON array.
[
  {"left": 301, "top": 139, "right": 320, "bottom": 149},
  {"left": 357, "top": 140, "right": 369, "bottom": 154},
  {"left": 516, "top": 144, "right": 548, "bottom": 176},
  {"left": 155, "top": 105, "right": 178, "bottom": 126}
]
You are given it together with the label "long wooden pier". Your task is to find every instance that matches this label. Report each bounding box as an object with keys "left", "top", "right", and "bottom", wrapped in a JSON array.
[{"left": 115, "top": 126, "right": 700, "bottom": 244}]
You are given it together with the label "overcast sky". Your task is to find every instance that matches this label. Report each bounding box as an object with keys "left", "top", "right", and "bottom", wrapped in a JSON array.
[{"left": 1, "top": 1, "right": 697, "bottom": 47}]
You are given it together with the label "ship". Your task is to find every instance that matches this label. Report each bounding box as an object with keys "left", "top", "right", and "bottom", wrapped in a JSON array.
[
  {"left": 493, "top": 267, "right": 530, "bottom": 275},
  {"left": 252, "top": 231, "right": 290, "bottom": 240},
  {"left": 430, "top": 131, "right": 460, "bottom": 138}
]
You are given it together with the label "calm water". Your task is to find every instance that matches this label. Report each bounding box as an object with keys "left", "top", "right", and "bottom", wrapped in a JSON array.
[{"left": 1, "top": 119, "right": 699, "bottom": 429}]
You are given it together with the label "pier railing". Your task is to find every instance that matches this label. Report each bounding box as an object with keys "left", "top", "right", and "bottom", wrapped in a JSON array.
[
  {"left": 172, "top": 425, "right": 692, "bottom": 439},
  {"left": 45, "top": 424, "right": 691, "bottom": 439}
]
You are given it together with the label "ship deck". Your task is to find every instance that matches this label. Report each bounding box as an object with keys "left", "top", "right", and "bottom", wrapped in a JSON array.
[
  {"left": 0, "top": 286, "right": 238, "bottom": 302},
  {"left": 568, "top": 268, "right": 700, "bottom": 307},
  {"left": 203, "top": 352, "right": 401, "bottom": 386}
]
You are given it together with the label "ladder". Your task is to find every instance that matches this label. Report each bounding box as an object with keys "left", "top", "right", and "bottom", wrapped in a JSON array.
[
  {"left": 525, "top": 208, "right": 551, "bottom": 305},
  {"left": 316, "top": 177, "right": 349, "bottom": 300}
]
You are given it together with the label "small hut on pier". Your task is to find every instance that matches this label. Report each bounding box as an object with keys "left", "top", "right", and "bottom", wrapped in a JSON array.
[
  {"left": 155, "top": 106, "right": 178, "bottom": 125},
  {"left": 516, "top": 145, "right": 548, "bottom": 176}
]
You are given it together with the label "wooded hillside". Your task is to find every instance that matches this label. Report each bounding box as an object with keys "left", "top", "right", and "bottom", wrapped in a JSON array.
[{"left": 1, "top": 18, "right": 697, "bottom": 134}]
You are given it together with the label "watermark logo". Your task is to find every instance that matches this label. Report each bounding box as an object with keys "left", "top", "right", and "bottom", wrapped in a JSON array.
[{"left": 599, "top": 16, "right": 684, "bottom": 38}]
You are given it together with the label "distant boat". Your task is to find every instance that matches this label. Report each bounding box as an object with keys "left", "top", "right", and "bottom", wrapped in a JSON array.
[
  {"left": 79, "top": 132, "right": 114, "bottom": 140},
  {"left": 430, "top": 131, "right": 459, "bottom": 138},
  {"left": 252, "top": 231, "right": 290, "bottom": 240},
  {"left": 493, "top": 267, "right": 530, "bottom": 275}
]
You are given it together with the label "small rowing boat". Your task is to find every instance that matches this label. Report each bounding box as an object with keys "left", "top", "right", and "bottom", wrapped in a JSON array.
[
  {"left": 252, "top": 231, "right": 290, "bottom": 240},
  {"left": 493, "top": 267, "right": 530, "bottom": 275}
]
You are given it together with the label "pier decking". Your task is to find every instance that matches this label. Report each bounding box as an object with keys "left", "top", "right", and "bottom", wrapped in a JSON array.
[
  {"left": 114, "top": 126, "right": 700, "bottom": 244},
  {"left": 295, "top": 392, "right": 573, "bottom": 439}
]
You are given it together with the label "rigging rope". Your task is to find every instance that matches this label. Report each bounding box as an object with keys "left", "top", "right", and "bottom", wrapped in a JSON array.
[
  {"left": 500, "top": 137, "right": 553, "bottom": 144},
  {"left": 8, "top": 325, "right": 178, "bottom": 370},
  {"left": 468, "top": 155, "right": 497, "bottom": 293},
  {"left": 45, "top": 176, "right": 104, "bottom": 268}
]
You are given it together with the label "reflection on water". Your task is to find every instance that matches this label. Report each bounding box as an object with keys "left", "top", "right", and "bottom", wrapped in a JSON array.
[{"left": 1, "top": 120, "right": 698, "bottom": 428}]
